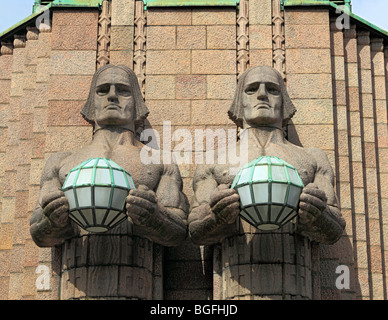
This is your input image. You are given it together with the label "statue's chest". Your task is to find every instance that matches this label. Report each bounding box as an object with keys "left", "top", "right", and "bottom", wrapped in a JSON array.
[
  {"left": 247, "top": 143, "right": 315, "bottom": 186},
  {"left": 58, "top": 147, "right": 161, "bottom": 190}
]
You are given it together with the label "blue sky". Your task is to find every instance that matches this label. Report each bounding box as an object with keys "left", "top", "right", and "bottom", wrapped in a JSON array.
[{"left": 0, "top": 0, "right": 387, "bottom": 34}]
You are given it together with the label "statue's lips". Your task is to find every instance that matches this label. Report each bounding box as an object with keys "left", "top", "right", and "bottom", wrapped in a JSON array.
[
  {"left": 254, "top": 103, "right": 271, "bottom": 110},
  {"left": 105, "top": 104, "right": 121, "bottom": 110}
]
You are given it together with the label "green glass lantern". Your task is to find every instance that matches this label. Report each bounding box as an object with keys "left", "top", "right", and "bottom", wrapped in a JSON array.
[
  {"left": 231, "top": 156, "right": 304, "bottom": 231},
  {"left": 62, "top": 158, "right": 135, "bottom": 233}
]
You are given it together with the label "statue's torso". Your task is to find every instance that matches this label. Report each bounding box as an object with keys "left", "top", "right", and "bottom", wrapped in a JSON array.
[
  {"left": 212, "top": 137, "right": 318, "bottom": 187},
  {"left": 57, "top": 142, "right": 163, "bottom": 191}
]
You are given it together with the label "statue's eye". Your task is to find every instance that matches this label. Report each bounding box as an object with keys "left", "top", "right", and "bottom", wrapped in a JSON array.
[
  {"left": 244, "top": 84, "right": 258, "bottom": 95},
  {"left": 96, "top": 85, "right": 110, "bottom": 95},
  {"left": 117, "top": 85, "right": 132, "bottom": 97},
  {"left": 267, "top": 85, "right": 280, "bottom": 95}
]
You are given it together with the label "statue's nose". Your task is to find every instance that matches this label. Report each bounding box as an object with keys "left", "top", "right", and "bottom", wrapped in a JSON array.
[
  {"left": 107, "top": 85, "right": 119, "bottom": 101},
  {"left": 257, "top": 83, "right": 268, "bottom": 99}
]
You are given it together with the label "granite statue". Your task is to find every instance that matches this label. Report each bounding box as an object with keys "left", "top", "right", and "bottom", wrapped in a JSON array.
[
  {"left": 188, "top": 66, "right": 346, "bottom": 299},
  {"left": 30, "top": 64, "right": 189, "bottom": 248}
]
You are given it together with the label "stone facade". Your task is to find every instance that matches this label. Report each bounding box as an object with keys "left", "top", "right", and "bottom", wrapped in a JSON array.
[{"left": 0, "top": 0, "right": 388, "bottom": 300}]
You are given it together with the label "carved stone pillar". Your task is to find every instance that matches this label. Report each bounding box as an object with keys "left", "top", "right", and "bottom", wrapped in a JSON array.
[
  {"left": 237, "top": 0, "right": 249, "bottom": 78},
  {"left": 218, "top": 222, "right": 313, "bottom": 300},
  {"left": 97, "top": 0, "right": 112, "bottom": 68}
]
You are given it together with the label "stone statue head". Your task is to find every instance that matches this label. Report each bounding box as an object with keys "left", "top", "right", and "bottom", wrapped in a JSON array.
[
  {"left": 81, "top": 64, "right": 149, "bottom": 132},
  {"left": 228, "top": 66, "right": 296, "bottom": 129}
]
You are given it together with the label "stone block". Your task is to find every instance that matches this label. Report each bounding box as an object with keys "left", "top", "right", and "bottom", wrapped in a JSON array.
[
  {"left": 285, "top": 24, "right": 330, "bottom": 49},
  {"left": 350, "top": 136, "right": 363, "bottom": 162},
  {"left": 147, "top": 26, "right": 176, "bottom": 50},
  {"left": 176, "top": 26, "right": 206, "bottom": 50},
  {"left": 373, "top": 76, "right": 387, "bottom": 100},
  {"left": 8, "top": 272, "right": 23, "bottom": 299},
  {"left": 11, "top": 50, "right": 26, "bottom": 74},
  {"left": 146, "top": 50, "right": 191, "bottom": 75},
  {"left": 291, "top": 99, "right": 333, "bottom": 125},
  {"left": 192, "top": 8, "right": 236, "bottom": 25},
  {"left": 176, "top": 75, "right": 206, "bottom": 100},
  {"left": 359, "top": 69, "right": 373, "bottom": 94},
  {"left": 111, "top": 25, "right": 134, "bottom": 51},
  {"left": 10, "top": 73, "right": 25, "bottom": 98},
  {"left": 287, "top": 48, "right": 331, "bottom": 74},
  {"left": 48, "top": 100, "right": 89, "bottom": 126},
  {"left": 191, "top": 100, "right": 232, "bottom": 125},
  {"left": 45, "top": 126, "right": 92, "bottom": 152},
  {"left": 249, "top": 24, "right": 273, "bottom": 50},
  {"left": 0, "top": 223, "right": 13, "bottom": 250},
  {"left": 30, "top": 159, "right": 44, "bottom": 186},
  {"left": 192, "top": 50, "right": 235, "bottom": 75},
  {"left": 37, "top": 58, "right": 51, "bottom": 83},
  {"left": 146, "top": 100, "right": 191, "bottom": 125},
  {"left": 285, "top": 9, "right": 330, "bottom": 26},
  {"left": 363, "top": 118, "right": 376, "bottom": 143},
  {"left": 287, "top": 73, "right": 333, "bottom": 99},
  {"left": 249, "top": 0, "right": 272, "bottom": 25},
  {"left": 207, "top": 75, "right": 236, "bottom": 100},
  {"left": 250, "top": 49, "right": 273, "bottom": 67},
  {"left": 0, "top": 80, "right": 10, "bottom": 104},
  {"left": 52, "top": 24, "right": 98, "bottom": 51},
  {"left": 371, "top": 51, "right": 385, "bottom": 76},
  {"left": 344, "top": 38, "right": 358, "bottom": 63},
  {"left": 20, "top": 114, "right": 34, "bottom": 140},
  {"left": 358, "top": 44, "right": 372, "bottom": 71},
  {"left": 346, "top": 62, "right": 359, "bottom": 87},
  {"left": 49, "top": 75, "right": 92, "bottom": 101},
  {"left": 351, "top": 161, "right": 363, "bottom": 188},
  {"left": 112, "top": 0, "right": 135, "bottom": 26},
  {"left": 292, "top": 124, "right": 334, "bottom": 150},
  {"left": 109, "top": 50, "right": 133, "bottom": 67},
  {"left": 1, "top": 197, "right": 15, "bottom": 223},
  {"left": 147, "top": 8, "right": 192, "bottom": 26},
  {"left": 50, "top": 51, "right": 96, "bottom": 75},
  {"left": 0, "top": 55, "right": 12, "bottom": 80},
  {"left": 361, "top": 93, "right": 374, "bottom": 118},
  {"left": 33, "top": 107, "right": 48, "bottom": 133},
  {"left": 145, "top": 75, "right": 176, "bottom": 100},
  {"left": 348, "top": 87, "right": 360, "bottom": 112},
  {"left": 32, "top": 132, "right": 46, "bottom": 159},
  {"left": 52, "top": 9, "right": 99, "bottom": 27},
  {"left": 207, "top": 25, "right": 236, "bottom": 49}
]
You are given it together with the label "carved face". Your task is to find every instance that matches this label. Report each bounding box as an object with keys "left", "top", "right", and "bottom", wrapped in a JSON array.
[
  {"left": 94, "top": 67, "right": 136, "bottom": 130},
  {"left": 241, "top": 68, "right": 283, "bottom": 128}
]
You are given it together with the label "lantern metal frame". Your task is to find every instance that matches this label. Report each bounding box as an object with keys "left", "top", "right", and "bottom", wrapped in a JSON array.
[
  {"left": 231, "top": 156, "right": 304, "bottom": 230},
  {"left": 62, "top": 158, "right": 135, "bottom": 233}
]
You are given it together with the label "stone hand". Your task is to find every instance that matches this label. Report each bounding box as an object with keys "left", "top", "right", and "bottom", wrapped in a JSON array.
[
  {"left": 41, "top": 190, "right": 70, "bottom": 228},
  {"left": 126, "top": 185, "right": 157, "bottom": 226},
  {"left": 298, "top": 183, "right": 327, "bottom": 225},
  {"left": 209, "top": 184, "right": 240, "bottom": 224}
]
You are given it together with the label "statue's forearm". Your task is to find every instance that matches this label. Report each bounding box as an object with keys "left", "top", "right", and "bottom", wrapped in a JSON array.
[
  {"left": 133, "top": 203, "right": 187, "bottom": 247},
  {"left": 188, "top": 204, "right": 236, "bottom": 245},
  {"left": 297, "top": 205, "right": 345, "bottom": 244},
  {"left": 30, "top": 208, "right": 77, "bottom": 247}
]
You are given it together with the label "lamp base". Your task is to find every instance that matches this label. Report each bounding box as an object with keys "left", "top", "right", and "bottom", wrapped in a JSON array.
[
  {"left": 257, "top": 224, "right": 280, "bottom": 231},
  {"left": 86, "top": 226, "right": 109, "bottom": 233}
]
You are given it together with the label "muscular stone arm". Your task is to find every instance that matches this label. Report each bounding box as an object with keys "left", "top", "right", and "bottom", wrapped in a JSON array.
[
  {"left": 188, "top": 164, "right": 239, "bottom": 245},
  {"left": 129, "top": 163, "right": 189, "bottom": 247},
  {"left": 296, "top": 148, "right": 346, "bottom": 244},
  {"left": 30, "top": 152, "right": 79, "bottom": 247}
]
